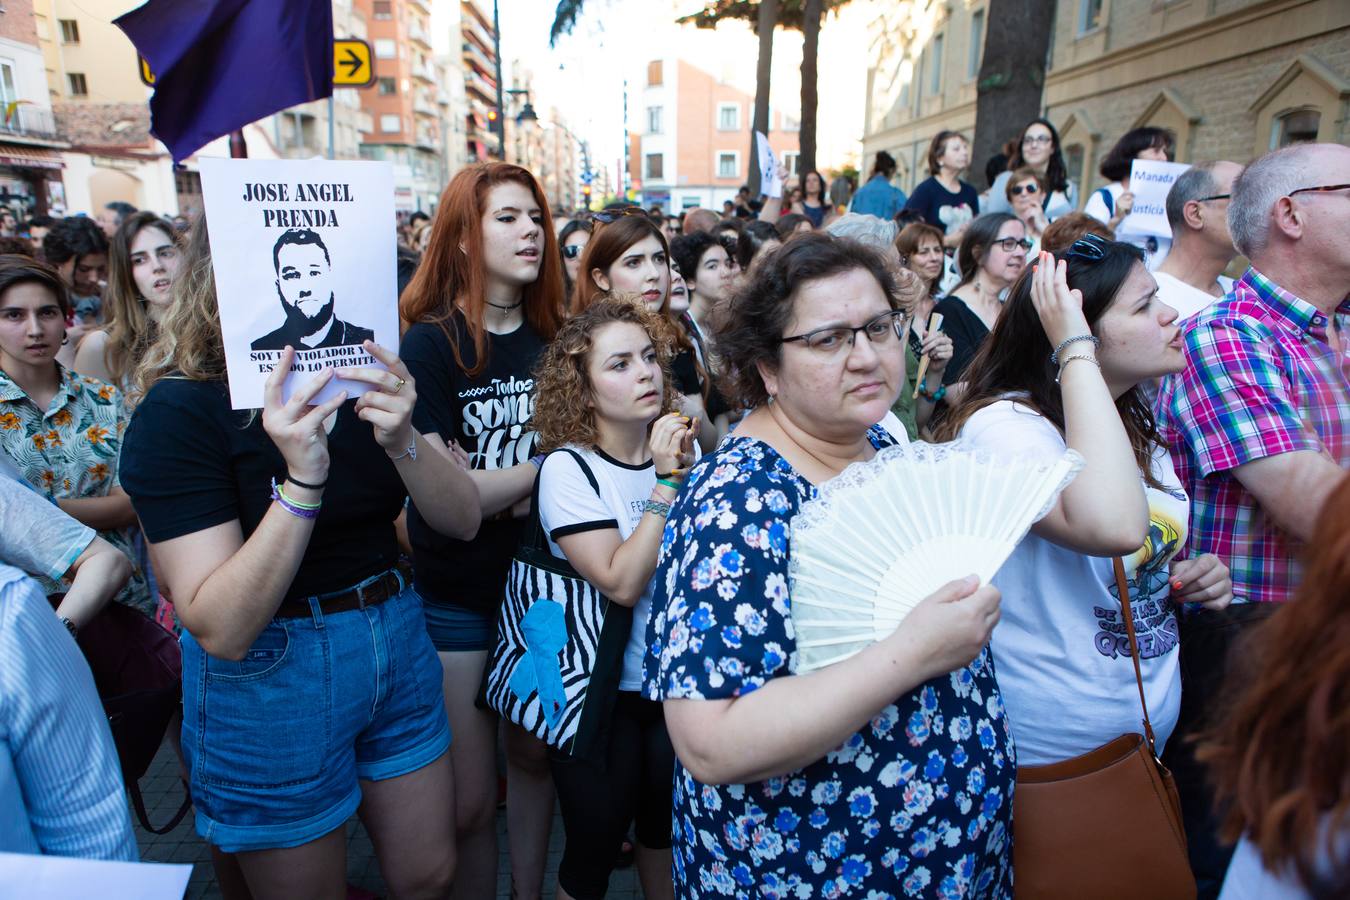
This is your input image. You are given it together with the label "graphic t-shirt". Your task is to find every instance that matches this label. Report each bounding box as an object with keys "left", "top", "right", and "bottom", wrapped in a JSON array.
[
  {"left": 537, "top": 446, "right": 658, "bottom": 692},
  {"left": 961, "top": 399, "right": 1185, "bottom": 766},
  {"left": 401, "top": 314, "right": 545, "bottom": 614},
  {"left": 904, "top": 176, "right": 980, "bottom": 235}
]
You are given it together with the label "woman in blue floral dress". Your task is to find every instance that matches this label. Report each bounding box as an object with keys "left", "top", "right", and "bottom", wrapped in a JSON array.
[{"left": 643, "top": 233, "right": 1014, "bottom": 899}]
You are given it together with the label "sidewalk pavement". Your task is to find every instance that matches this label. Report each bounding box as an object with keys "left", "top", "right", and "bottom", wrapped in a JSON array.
[{"left": 132, "top": 740, "right": 644, "bottom": 899}]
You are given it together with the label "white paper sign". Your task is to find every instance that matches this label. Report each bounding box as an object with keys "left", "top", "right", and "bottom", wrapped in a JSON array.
[
  {"left": 755, "top": 132, "right": 783, "bottom": 199},
  {"left": 1118, "top": 159, "right": 1190, "bottom": 239},
  {"left": 0, "top": 852, "right": 192, "bottom": 899},
  {"left": 199, "top": 157, "right": 399, "bottom": 410}
]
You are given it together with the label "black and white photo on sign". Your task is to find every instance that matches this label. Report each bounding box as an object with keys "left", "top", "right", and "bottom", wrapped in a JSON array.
[{"left": 198, "top": 157, "right": 398, "bottom": 409}]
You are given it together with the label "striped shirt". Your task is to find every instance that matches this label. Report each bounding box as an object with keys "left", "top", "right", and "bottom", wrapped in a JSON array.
[
  {"left": 1156, "top": 267, "right": 1350, "bottom": 604},
  {"left": 0, "top": 563, "right": 137, "bottom": 859}
]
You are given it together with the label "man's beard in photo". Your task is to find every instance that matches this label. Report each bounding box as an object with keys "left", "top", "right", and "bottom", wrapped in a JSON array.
[{"left": 281, "top": 290, "right": 336, "bottom": 335}]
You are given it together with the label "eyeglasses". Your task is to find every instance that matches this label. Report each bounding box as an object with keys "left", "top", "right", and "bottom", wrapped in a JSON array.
[
  {"left": 1022, "top": 134, "right": 1053, "bottom": 146},
  {"left": 1196, "top": 193, "right": 1230, "bottom": 203},
  {"left": 992, "top": 237, "right": 1034, "bottom": 253},
  {"left": 781, "top": 309, "right": 908, "bottom": 355},
  {"left": 1288, "top": 183, "right": 1350, "bottom": 198},
  {"left": 1009, "top": 183, "right": 1040, "bottom": 196},
  {"left": 590, "top": 207, "right": 649, "bottom": 225},
  {"left": 562, "top": 244, "right": 584, "bottom": 259},
  {"left": 1065, "top": 233, "right": 1109, "bottom": 262}
]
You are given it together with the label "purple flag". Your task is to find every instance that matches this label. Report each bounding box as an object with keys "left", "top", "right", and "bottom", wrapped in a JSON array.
[{"left": 115, "top": 0, "right": 334, "bottom": 162}]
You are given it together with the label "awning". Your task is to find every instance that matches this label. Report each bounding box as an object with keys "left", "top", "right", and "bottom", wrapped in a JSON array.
[{"left": 0, "top": 145, "right": 64, "bottom": 170}]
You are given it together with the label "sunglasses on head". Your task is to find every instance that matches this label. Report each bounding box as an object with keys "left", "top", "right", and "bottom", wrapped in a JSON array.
[
  {"left": 590, "top": 207, "right": 648, "bottom": 225},
  {"left": 562, "top": 244, "right": 584, "bottom": 259},
  {"left": 1065, "top": 233, "right": 1109, "bottom": 262},
  {"left": 1010, "top": 183, "right": 1040, "bottom": 196}
]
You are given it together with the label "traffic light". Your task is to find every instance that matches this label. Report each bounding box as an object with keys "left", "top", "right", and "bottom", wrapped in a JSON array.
[{"left": 487, "top": 108, "right": 499, "bottom": 124}]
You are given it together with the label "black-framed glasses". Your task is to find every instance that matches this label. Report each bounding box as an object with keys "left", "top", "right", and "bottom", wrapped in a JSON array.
[
  {"left": 562, "top": 244, "right": 584, "bottom": 259},
  {"left": 992, "top": 237, "right": 1034, "bottom": 253},
  {"left": 1196, "top": 193, "right": 1230, "bottom": 202},
  {"left": 781, "top": 309, "right": 908, "bottom": 355},
  {"left": 590, "top": 207, "right": 649, "bottom": 225},
  {"left": 1065, "top": 232, "right": 1109, "bottom": 262},
  {"left": 1289, "top": 183, "right": 1350, "bottom": 198},
  {"left": 1010, "top": 183, "right": 1041, "bottom": 196},
  {"left": 1022, "top": 134, "right": 1053, "bottom": 146}
]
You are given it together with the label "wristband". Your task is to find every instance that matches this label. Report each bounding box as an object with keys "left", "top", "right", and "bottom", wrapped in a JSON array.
[
  {"left": 529, "top": 453, "right": 546, "bottom": 470},
  {"left": 387, "top": 435, "right": 418, "bottom": 462},
  {"left": 60, "top": 616, "right": 78, "bottom": 638},
  {"left": 643, "top": 499, "right": 672, "bottom": 518},
  {"left": 271, "top": 478, "right": 321, "bottom": 518},
  {"left": 286, "top": 473, "right": 327, "bottom": 490},
  {"left": 657, "top": 478, "right": 684, "bottom": 492},
  {"left": 1049, "top": 334, "right": 1100, "bottom": 365},
  {"left": 1055, "top": 354, "right": 1102, "bottom": 384}
]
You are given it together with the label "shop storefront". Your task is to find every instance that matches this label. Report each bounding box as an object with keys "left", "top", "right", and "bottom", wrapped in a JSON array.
[{"left": 0, "top": 143, "right": 65, "bottom": 217}]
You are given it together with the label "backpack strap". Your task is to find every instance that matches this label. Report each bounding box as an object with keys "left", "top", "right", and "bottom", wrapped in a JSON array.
[{"left": 1097, "top": 186, "right": 1115, "bottom": 218}]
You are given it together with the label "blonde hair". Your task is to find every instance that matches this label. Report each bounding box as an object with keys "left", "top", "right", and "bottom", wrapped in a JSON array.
[
  {"left": 134, "top": 216, "right": 226, "bottom": 397},
  {"left": 101, "top": 212, "right": 179, "bottom": 391}
]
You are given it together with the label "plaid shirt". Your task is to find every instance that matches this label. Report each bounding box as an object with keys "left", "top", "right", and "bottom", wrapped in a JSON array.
[{"left": 1155, "top": 267, "right": 1350, "bottom": 603}]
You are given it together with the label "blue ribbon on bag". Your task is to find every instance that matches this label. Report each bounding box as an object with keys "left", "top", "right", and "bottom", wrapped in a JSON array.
[{"left": 508, "top": 599, "right": 567, "bottom": 728}]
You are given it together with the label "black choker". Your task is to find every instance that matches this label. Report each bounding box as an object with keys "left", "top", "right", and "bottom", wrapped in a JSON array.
[{"left": 488, "top": 300, "right": 523, "bottom": 311}]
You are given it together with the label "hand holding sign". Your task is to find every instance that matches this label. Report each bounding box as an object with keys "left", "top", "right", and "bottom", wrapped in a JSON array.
[
  {"left": 347, "top": 340, "right": 418, "bottom": 456},
  {"left": 755, "top": 132, "right": 783, "bottom": 199},
  {"left": 1118, "top": 159, "right": 1190, "bottom": 239},
  {"left": 261, "top": 348, "right": 349, "bottom": 487}
]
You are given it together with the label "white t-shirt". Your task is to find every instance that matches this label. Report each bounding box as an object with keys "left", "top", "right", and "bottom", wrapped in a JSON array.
[
  {"left": 537, "top": 445, "right": 658, "bottom": 692},
  {"left": 960, "top": 399, "right": 1185, "bottom": 766},
  {"left": 1153, "top": 271, "right": 1235, "bottom": 323},
  {"left": 1084, "top": 182, "right": 1171, "bottom": 270}
]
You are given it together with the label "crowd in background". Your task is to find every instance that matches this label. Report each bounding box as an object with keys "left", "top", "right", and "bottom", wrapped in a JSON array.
[{"left": 0, "top": 113, "right": 1347, "bottom": 900}]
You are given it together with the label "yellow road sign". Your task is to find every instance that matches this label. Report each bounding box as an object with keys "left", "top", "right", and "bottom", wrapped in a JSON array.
[
  {"left": 333, "top": 39, "right": 375, "bottom": 87},
  {"left": 139, "top": 55, "right": 155, "bottom": 87}
]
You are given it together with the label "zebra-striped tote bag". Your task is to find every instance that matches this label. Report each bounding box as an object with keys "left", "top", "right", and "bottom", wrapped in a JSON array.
[{"left": 483, "top": 449, "right": 633, "bottom": 758}]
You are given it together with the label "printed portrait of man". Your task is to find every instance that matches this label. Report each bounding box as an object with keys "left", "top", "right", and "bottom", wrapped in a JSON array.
[{"left": 251, "top": 228, "right": 374, "bottom": 351}]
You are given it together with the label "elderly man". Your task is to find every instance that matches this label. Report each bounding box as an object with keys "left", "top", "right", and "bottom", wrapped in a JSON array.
[
  {"left": 1153, "top": 160, "right": 1244, "bottom": 321},
  {"left": 1155, "top": 141, "right": 1350, "bottom": 899}
]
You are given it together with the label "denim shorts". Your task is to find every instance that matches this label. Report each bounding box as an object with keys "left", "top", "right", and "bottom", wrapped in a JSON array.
[
  {"left": 179, "top": 573, "right": 450, "bottom": 853},
  {"left": 421, "top": 598, "right": 495, "bottom": 652}
]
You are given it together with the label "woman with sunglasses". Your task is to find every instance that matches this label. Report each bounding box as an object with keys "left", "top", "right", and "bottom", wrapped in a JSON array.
[
  {"left": 934, "top": 213, "right": 1029, "bottom": 391},
  {"left": 904, "top": 130, "right": 981, "bottom": 247},
  {"left": 1005, "top": 168, "right": 1049, "bottom": 253},
  {"left": 558, "top": 219, "right": 592, "bottom": 310},
  {"left": 986, "top": 119, "right": 1078, "bottom": 222},
  {"left": 399, "top": 162, "right": 565, "bottom": 899},
  {"left": 937, "top": 234, "right": 1230, "bottom": 782},
  {"left": 1084, "top": 127, "right": 1177, "bottom": 269}
]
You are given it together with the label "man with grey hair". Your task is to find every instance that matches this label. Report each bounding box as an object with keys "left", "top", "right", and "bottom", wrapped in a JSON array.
[
  {"left": 1154, "top": 141, "right": 1350, "bottom": 899},
  {"left": 1152, "top": 160, "right": 1243, "bottom": 321}
]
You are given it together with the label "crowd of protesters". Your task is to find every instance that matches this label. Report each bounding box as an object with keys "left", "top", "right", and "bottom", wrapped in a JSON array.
[{"left": 0, "top": 121, "right": 1346, "bottom": 900}]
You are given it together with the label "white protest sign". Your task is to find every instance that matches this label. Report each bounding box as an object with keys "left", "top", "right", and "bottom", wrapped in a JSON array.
[
  {"left": 1118, "top": 159, "right": 1190, "bottom": 239},
  {"left": 0, "top": 852, "right": 192, "bottom": 899},
  {"left": 199, "top": 157, "right": 398, "bottom": 410},
  {"left": 755, "top": 131, "right": 783, "bottom": 199}
]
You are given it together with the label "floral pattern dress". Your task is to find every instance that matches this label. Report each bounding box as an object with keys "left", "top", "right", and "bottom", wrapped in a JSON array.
[
  {"left": 0, "top": 365, "right": 153, "bottom": 614},
  {"left": 644, "top": 432, "right": 1014, "bottom": 899}
]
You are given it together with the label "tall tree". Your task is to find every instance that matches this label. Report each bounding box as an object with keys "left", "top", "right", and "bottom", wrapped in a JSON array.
[
  {"left": 798, "top": 0, "right": 822, "bottom": 174},
  {"left": 971, "top": 0, "right": 1056, "bottom": 187},
  {"left": 746, "top": 0, "right": 781, "bottom": 195}
]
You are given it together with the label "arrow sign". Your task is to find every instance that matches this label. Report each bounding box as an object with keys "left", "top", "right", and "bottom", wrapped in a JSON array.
[{"left": 332, "top": 38, "right": 374, "bottom": 87}]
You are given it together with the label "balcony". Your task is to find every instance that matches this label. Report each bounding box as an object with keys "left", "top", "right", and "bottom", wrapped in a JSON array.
[
  {"left": 461, "top": 0, "right": 494, "bottom": 37},
  {"left": 408, "top": 0, "right": 431, "bottom": 12},
  {"left": 0, "top": 105, "right": 59, "bottom": 141},
  {"left": 414, "top": 95, "right": 437, "bottom": 117},
  {"left": 412, "top": 60, "right": 436, "bottom": 83},
  {"left": 464, "top": 71, "right": 496, "bottom": 105},
  {"left": 408, "top": 20, "right": 432, "bottom": 49},
  {"left": 462, "top": 39, "right": 495, "bottom": 78}
]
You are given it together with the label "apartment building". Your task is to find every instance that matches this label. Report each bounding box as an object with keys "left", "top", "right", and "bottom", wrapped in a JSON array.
[
  {"left": 458, "top": 0, "right": 497, "bottom": 163},
  {"left": 863, "top": 0, "right": 1349, "bottom": 198},
  {"left": 0, "top": 0, "right": 66, "bottom": 217},
  {"left": 633, "top": 57, "right": 800, "bottom": 212}
]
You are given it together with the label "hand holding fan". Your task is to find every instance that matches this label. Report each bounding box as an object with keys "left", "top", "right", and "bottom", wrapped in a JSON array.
[
  {"left": 788, "top": 441, "right": 1083, "bottom": 674},
  {"left": 911, "top": 312, "right": 945, "bottom": 399}
]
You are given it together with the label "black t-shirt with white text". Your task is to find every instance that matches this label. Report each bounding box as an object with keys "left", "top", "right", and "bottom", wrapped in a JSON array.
[{"left": 401, "top": 314, "right": 545, "bottom": 614}]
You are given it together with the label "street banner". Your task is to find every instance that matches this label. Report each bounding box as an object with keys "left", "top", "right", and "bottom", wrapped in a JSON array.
[
  {"left": 1119, "top": 159, "right": 1191, "bottom": 239},
  {"left": 199, "top": 157, "right": 397, "bottom": 410},
  {"left": 755, "top": 132, "right": 783, "bottom": 199}
]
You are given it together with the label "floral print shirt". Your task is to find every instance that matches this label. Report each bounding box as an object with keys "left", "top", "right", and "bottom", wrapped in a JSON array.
[
  {"left": 0, "top": 364, "right": 152, "bottom": 614},
  {"left": 644, "top": 432, "right": 1014, "bottom": 899}
]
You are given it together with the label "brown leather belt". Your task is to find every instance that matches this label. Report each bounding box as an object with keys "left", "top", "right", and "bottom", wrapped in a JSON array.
[{"left": 274, "top": 569, "right": 404, "bottom": 620}]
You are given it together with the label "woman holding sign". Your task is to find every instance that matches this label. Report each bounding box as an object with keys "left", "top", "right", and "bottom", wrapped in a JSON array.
[
  {"left": 1083, "top": 127, "right": 1177, "bottom": 270},
  {"left": 399, "top": 162, "right": 565, "bottom": 900},
  {"left": 120, "top": 220, "right": 481, "bottom": 898}
]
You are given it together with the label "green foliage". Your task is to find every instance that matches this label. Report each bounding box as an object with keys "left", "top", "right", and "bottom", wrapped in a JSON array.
[
  {"left": 549, "top": 0, "right": 588, "bottom": 46},
  {"left": 675, "top": 0, "right": 849, "bottom": 32}
]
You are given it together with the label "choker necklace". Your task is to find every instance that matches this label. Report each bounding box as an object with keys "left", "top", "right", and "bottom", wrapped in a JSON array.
[{"left": 487, "top": 299, "right": 523, "bottom": 311}]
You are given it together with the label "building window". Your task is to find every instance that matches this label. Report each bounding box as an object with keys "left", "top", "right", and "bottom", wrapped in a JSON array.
[
  {"left": 645, "top": 153, "right": 664, "bottom": 180},
  {"left": 375, "top": 39, "right": 397, "bottom": 60},
  {"left": 928, "top": 33, "right": 944, "bottom": 95},
  {"left": 968, "top": 10, "right": 984, "bottom": 79},
  {"left": 782, "top": 152, "right": 800, "bottom": 178},
  {"left": 380, "top": 114, "right": 402, "bottom": 133},
  {"left": 717, "top": 152, "right": 739, "bottom": 178},
  {"left": 717, "top": 103, "right": 740, "bottom": 131},
  {"left": 378, "top": 77, "right": 397, "bottom": 96},
  {"left": 373, "top": 0, "right": 393, "bottom": 19},
  {"left": 647, "top": 106, "right": 663, "bottom": 134},
  {"left": 59, "top": 19, "right": 79, "bottom": 44},
  {"left": 66, "top": 73, "right": 88, "bottom": 97},
  {"left": 648, "top": 60, "right": 663, "bottom": 86},
  {"left": 1272, "top": 109, "right": 1320, "bottom": 148},
  {"left": 1078, "top": 0, "right": 1103, "bottom": 33},
  {"left": 0, "top": 62, "right": 16, "bottom": 108},
  {"left": 782, "top": 113, "right": 800, "bottom": 132}
]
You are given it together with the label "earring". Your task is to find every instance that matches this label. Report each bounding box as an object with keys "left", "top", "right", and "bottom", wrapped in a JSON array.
[{"left": 61, "top": 332, "right": 69, "bottom": 346}]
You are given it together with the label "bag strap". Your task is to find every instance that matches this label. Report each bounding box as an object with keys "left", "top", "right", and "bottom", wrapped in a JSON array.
[
  {"left": 1113, "top": 557, "right": 1158, "bottom": 752},
  {"left": 129, "top": 781, "right": 192, "bottom": 835},
  {"left": 1097, "top": 186, "right": 1115, "bottom": 217},
  {"left": 522, "top": 448, "right": 602, "bottom": 554}
]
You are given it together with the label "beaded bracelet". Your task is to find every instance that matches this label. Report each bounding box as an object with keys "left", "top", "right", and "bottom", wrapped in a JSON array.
[
  {"left": 643, "top": 499, "right": 672, "bottom": 518},
  {"left": 917, "top": 382, "right": 947, "bottom": 403},
  {"left": 270, "top": 478, "right": 321, "bottom": 519},
  {"left": 1049, "top": 334, "right": 1100, "bottom": 366}
]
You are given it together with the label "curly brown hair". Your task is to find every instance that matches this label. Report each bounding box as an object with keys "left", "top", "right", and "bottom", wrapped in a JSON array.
[{"left": 532, "top": 293, "right": 681, "bottom": 453}]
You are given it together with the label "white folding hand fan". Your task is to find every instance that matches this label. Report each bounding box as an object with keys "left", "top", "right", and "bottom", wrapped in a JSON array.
[{"left": 788, "top": 441, "right": 1083, "bottom": 674}]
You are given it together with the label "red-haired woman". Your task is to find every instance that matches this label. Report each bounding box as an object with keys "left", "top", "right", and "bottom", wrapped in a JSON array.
[
  {"left": 1198, "top": 475, "right": 1350, "bottom": 900},
  {"left": 399, "top": 162, "right": 564, "bottom": 899}
]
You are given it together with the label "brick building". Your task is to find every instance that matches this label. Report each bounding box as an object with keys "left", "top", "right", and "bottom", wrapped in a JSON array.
[
  {"left": 863, "top": 0, "right": 1350, "bottom": 198},
  {"left": 0, "top": 0, "right": 67, "bottom": 217}
]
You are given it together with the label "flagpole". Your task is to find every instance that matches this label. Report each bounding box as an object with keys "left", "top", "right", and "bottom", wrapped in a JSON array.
[{"left": 328, "top": 94, "right": 336, "bottom": 159}]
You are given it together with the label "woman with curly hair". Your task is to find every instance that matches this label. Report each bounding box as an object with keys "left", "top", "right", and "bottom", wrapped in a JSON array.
[
  {"left": 1197, "top": 475, "right": 1350, "bottom": 900},
  {"left": 399, "top": 161, "right": 565, "bottom": 898},
  {"left": 532, "top": 293, "right": 695, "bottom": 900}
]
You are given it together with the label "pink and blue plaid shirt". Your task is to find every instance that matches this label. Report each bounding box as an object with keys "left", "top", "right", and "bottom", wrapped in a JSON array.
[{"left": 1155, "top": 267, "right": 1350, "bottom": 604}]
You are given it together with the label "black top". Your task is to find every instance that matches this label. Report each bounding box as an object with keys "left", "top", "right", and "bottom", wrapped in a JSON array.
[
  {"left": 401, "top": 314, "right": 545, "bottom": 614},
  {"left": 934, "top": 294, "right": 992, "bottom": 386},
  {"left": 904, "top": 177, "right": 980, "bottom": 234},
  {"left": 121, "top": 378, "right": 404, "bottom": 602},
  {"left": 670, "top": 348, "right": 702, "bottom": 398},
  {"left": 251, "top": 317, "right": 374, "bottom": 351}
]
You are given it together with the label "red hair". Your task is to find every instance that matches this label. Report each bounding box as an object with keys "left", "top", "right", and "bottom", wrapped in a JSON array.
[
  {"left": 1197, "top": 474, "right": 1350, "bottom": 895},
  {"left": 400, "top": 162, "right": 564, "bottom": 375}
]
